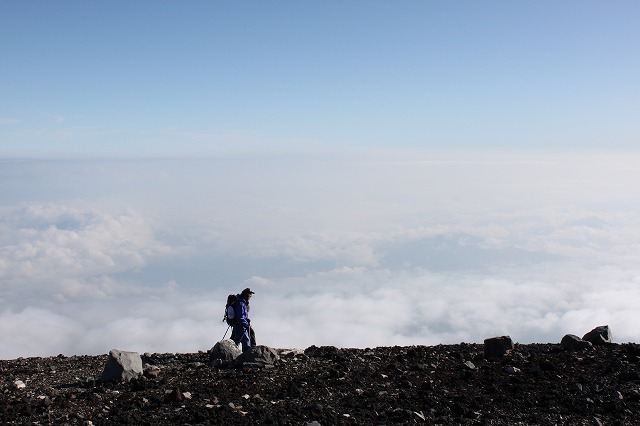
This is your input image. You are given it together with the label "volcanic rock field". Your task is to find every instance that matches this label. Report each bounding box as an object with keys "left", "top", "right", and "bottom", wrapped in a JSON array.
[{"left": 2, "top": 339, "right": 640, "bottom": 425}]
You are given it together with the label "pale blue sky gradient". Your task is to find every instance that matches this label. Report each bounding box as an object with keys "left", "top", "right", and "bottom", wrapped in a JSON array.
[{"left": 2, "top": 1, "right": 639, "bottom": 157}]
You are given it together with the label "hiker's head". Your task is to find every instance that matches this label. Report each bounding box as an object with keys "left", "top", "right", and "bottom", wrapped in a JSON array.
[{"left": 241, "top": 288, "right": 255, "bottom": 299}]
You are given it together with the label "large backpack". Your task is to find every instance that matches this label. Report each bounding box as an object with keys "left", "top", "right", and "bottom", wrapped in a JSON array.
[{"left": 223, "top": 294, "right": 239, "bottom": 326}]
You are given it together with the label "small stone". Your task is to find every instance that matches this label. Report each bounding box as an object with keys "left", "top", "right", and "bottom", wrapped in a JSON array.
[
  {"left": 40, "top": 395, "right": 53, "bottom": 406},
  {"left": 144, "top": 365, "right": 161, "bottom": 379},
  {"left": 463, "top": 361, "right": 476, "bottom": 370},
  {"left": 14, "top": 380, "right": 26, "bottom": 389},
  {"left": 569, "top": 383, "right": 583, "bottom": 393},
  {"left": 484, "top": 336, "right": 514, "bottom": 358},
  {"left": 505, "top": 366, "right": 521, "bottom": 374},
  {"left": 164, "top": 387, "right": 189, "bottom": 402},
  {"left": 611, "top": 390, "right": 623, "bottom": 400}
]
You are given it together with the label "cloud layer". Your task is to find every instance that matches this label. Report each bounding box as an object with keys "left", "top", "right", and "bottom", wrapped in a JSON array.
[{"left": 1, "top": 151, "right": 640, "bottom": 358}]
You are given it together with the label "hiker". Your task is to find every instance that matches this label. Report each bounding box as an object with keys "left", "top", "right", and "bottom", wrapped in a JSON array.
[{"left": 230, "top": 288, "right": 255, "bottom": 352}]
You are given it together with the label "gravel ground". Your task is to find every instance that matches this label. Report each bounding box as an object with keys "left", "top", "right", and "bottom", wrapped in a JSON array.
[{"left": 2, "top": 343, "right": 640, "bottom": 425}]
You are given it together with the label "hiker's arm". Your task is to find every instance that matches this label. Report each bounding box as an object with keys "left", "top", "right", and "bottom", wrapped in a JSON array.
[{"left": 239, "top": 302, "right": 250, "bottom": 329}]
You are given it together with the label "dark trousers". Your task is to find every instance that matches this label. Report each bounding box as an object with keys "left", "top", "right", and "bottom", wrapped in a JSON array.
[
  {"left": 249, "top": 326, "right": 256, "bottom": 347},
  {"left": 231, "top": 324, "right": 256, "bottom": 352}
]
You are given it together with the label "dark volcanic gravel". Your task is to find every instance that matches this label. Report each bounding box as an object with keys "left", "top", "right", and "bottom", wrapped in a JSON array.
[{"left": 2, "top": 343, "right": 640, "bottom": 425}]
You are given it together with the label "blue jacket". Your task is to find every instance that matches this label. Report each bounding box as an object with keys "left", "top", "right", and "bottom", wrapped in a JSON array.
[{"left": 233, "top": 294, "right": 250, "bottom": 329}]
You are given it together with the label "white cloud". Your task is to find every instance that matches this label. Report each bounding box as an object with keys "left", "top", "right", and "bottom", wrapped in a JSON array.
[
  {"left": 0, "top": 307, "right": 83, "bottom": 359},
  {"left": 1, "top": 258, "right": 640, "bottom": 359},
  {"left": 254, "top": 263, "right": 640, "bottom": 349},
  {"left": 2, "top": 152, "right": 640, "bottom": 358},
  {"left": 0, "top": 204, "right": 174, "bottom": 302}
]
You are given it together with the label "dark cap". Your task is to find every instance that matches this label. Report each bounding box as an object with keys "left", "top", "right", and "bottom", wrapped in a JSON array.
[{"left": 241, "top": 288, "right": 255, "bottom": 295}]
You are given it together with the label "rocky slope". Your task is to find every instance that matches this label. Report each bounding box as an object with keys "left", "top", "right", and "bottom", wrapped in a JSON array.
[{"left": 2, "top": 342, "right": 640, "bottom": 425}]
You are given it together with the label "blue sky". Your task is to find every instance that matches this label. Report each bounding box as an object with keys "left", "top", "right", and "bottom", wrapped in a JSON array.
[{"left": 2, "top": 1, "right": 639, "bottom": 156}]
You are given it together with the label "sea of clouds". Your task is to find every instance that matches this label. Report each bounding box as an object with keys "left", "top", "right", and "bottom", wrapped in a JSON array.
[{"left": 1, "top": 150, "right": 640, "bottom": 359}]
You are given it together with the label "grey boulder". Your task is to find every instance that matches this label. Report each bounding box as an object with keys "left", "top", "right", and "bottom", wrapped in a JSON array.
[
  {"left": 235, "top": 345, "right": 280, "bottom": 368},
  {"left": 100, "top": 349, "right": 143, "bottom": 382},
  {"left": 210, "top": 339, "right": 242, "bottom": 361}
]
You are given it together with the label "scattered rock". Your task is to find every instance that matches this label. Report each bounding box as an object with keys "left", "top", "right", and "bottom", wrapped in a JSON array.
[
  {"left": 505, "top": 366, "right": 521, "bottom": 374},
  {"left": 209, "top": 339, "right": 242, "bottom": 367},
  {"left": 569, "top": 382, "right": 583, "bottom": 393},
  {"left": 561, "top": 334, "right": 593, "bottom": 351},
  {"left": 144, "top": 365, "right": 161, "bottom": 378},
  {"left": 164, "top": 387, "right": 191, "bottom": 402},
  {"left": 235, "top": 345, "right": 279, "bottom": 368},
  {"left": 463, "top": 361, "right": 476, "bottom": 370},
  {"left": 484, "top": 336, "right": 514, "bottom": 358},
  {"left": 100, "top": 349, "right": 143, "bottom": 382},
  {"left": 583, "top": 325, "right": 612, "bottom": 345},
  {"left": 282, "top": 348, "right": 305, "bottom": 356},
  {"left": 3, "top": 342, "right": 640, "bottom": 424},
  {"left": 13, "top": 379, "right": 26, "bottom": 389},
  {"left": 304, "top": 345, "right": 340, "bottom": 359}
]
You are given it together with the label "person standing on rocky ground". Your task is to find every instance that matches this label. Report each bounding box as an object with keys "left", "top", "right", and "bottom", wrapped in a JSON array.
[{"left": 230, "top": 288, "right": 256, "bottom": 352}]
